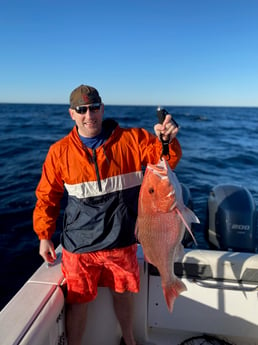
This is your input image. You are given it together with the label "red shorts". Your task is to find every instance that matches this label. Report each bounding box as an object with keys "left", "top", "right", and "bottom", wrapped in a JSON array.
[{"left": 61, "top": 244, "right": 140, "bottom": 304}]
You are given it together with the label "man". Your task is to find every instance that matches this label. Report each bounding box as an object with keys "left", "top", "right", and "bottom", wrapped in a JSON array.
[{"left": 33, "top": 84, "right": 182, "bottom": 345}]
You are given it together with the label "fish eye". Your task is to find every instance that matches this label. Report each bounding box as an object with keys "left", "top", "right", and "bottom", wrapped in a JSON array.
[{"left": 148, "top": 187, "right": 155, "bottom": 194}]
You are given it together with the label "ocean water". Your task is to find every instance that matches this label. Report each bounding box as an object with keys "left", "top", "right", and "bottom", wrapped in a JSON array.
[{"left": 0, "top": 104, "right": 257, "bottom": 310}]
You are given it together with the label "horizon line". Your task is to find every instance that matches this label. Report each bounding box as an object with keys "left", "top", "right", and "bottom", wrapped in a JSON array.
[{"left": 0, "top": 102, "right": 257, "bottom": 108}]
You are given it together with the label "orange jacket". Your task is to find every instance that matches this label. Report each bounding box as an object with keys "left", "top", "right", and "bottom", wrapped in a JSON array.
[{"left": 33, "top": 119, "right": 182, "bottom": 253}]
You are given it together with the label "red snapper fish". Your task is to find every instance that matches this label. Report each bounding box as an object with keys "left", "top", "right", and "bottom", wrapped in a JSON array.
[{"left": 136, "top": 158, "right": 199, "bottom": 312}]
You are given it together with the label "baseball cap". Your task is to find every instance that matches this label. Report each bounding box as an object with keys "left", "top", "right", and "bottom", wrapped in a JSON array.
[{"left": 70, "top": 85, "right": 102, "bottom": 108}]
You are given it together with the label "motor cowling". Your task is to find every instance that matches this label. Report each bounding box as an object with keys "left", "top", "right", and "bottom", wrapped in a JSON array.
[{"left": 207, "top": 184, "right": 257, "bottom": 252}]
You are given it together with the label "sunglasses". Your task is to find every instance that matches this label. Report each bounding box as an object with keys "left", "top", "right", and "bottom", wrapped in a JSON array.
[{"left": 74, "top": 103, "right": 102, "bottom": 114}]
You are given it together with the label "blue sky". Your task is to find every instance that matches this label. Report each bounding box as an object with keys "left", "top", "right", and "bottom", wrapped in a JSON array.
[{"left": 1, "top": 0, "right": 257, "bottom": 106}]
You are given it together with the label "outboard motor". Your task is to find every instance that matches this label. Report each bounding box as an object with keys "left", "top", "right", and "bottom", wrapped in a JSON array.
[{"left": 207, "top": 184, "right": 257, "bottom": 252}]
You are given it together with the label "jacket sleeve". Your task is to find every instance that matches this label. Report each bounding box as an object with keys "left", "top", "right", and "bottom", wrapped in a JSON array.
[
  {"left": 33, "top": 145, "right": 64, "bottom": 240},
  {"left": 137, "top": 128, "right": 182, "bottom": 169}
]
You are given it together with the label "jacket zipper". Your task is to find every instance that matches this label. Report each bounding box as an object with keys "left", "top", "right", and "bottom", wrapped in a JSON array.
[{"left": 92, "top": 149, "right": 102, "bottom": 192}]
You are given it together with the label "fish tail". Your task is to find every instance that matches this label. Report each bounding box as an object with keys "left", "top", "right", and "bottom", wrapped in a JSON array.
[
  {"left": 175, "top": 207, "right": 199, "bottom": 246},
  {"left": 163, "top": 278, "right": 187, "bottom": 313}
]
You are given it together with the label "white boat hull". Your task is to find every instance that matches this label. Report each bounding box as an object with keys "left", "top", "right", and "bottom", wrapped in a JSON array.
[{"left": 1, "top": 245, "right": 258, "bottom": 345}]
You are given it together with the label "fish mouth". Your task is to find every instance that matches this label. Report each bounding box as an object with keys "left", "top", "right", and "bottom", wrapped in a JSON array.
[
  {"left": 150, "top": 168, "right": 168, "bottom": 179},
  {"left": 148, "top": 160, "right": 169, "bottom": 178}
]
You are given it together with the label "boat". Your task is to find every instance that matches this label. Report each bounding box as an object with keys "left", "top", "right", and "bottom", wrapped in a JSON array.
[{"left": 0, "top": 183, "right": 257, "bottom": 345}]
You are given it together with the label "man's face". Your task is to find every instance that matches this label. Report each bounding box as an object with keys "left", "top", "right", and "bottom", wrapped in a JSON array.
[{"left": 69, "top": 103, "right": 104, "bottom": 138}]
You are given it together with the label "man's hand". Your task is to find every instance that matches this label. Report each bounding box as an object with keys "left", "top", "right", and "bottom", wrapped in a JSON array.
[
  {"left": 39, "top": 239, "right": 57, "bottom": 264},
  {"left": 154, "top": 114, "right": 179, "bottom": 143}
]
